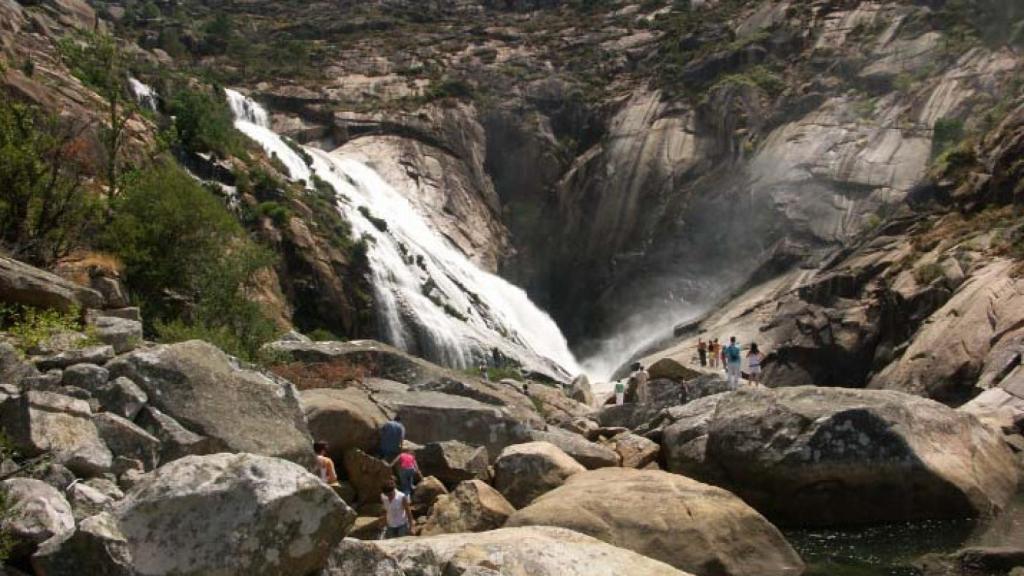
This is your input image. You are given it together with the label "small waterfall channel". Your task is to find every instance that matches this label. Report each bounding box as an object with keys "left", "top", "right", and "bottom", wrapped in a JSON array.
[{"left": 225, "top": 89, "right": 581, "bottom": 379}]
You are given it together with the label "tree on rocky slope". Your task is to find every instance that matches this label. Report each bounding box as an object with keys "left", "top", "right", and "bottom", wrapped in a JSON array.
[{"left": 0, "top": 98, "right": 102, "bottom": 267}]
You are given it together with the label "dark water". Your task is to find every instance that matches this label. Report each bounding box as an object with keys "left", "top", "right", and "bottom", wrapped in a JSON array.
[
  {"left": 786, "top": 519, "right": 974, "bottom": 576},
  {"left": 785, "top": 495, "right": 1024, "bottom": 576}
]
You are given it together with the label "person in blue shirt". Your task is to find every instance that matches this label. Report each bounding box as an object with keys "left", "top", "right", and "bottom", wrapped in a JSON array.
[
  {"left": 379, "top": 416, "right": 405, "bottom": 462},
  {"left": 724, "top": 336, "right": 742, "bottom": 389}
]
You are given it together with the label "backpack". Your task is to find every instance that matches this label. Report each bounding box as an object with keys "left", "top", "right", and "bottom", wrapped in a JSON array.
[{"left": 726, "top": 345, "right": 741, "bottom": 363}]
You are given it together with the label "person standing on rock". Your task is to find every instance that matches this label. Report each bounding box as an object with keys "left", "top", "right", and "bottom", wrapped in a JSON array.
[
  {"left": 631, "top": 362, "right": 650, "bottom": 404},
  {"left": 709, "top": 339, "right": 719, "bottom": 369},
  {"left": 380, "top": 416, "right": 405, "bottom": 463},
  {"left": 314, "top": 441, "right": 339, "bottom": 485},
  {"left": 697, "top": 338, "right": 708, "bottom": 367},
  {"left": 614, "top": 378, "right": 625, "bottom": 405},
  {"left": 392, "top": 450, "right": 422, "bottom": 497},
  {"left": 747, "top": 343, "right": 764, "bottom": 386},
  {"left": 724, "top": 337, "right": 742, "bottom": 388},
  {"left": 380, "top": 478, "right": 416, "bottom": 539}
]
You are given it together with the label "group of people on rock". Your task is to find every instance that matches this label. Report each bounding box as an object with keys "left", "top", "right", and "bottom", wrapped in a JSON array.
[
  {"left": 697, "top": 336, "right": 763, "bottom": 387},
  {"left": 313, "top": 415, "right": 420, "bottom": 541}
]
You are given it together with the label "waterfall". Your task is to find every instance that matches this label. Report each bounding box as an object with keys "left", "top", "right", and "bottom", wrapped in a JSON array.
[
  {"left": 128, "top": 77, "right": 157, "bottom": 111},
  {"left": 224, "top": 89, "right": 581, "bottom": 379}
]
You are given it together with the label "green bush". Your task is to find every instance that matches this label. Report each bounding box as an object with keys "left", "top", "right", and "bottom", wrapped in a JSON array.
[
  {"left": 307, "top": 328, "right": 341, "bottom": 342},
  {"left": 913, "top": 263, "right": 945, "bottom": 286},
  {"left": 104, "top": 161, "right": 279, "bottom": 360},
  {"left": 168, "top": 88, "right": 244, "bottom": 158},
  {"left": 932, "top": 118, "right": 965, "bottom": 159},
  {"left": 0, "top": 99, "right": 103, "bottom": 265},
  {"left": 0, "top": 304, "right": 84, "bottom": 353},
  {"left": 258, "top": 201, "right": 291, "bottom": 226}
]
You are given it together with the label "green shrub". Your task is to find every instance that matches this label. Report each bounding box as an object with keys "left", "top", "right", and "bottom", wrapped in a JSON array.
[
  {"left": 0, "top": 99, "right": 103, "bottom": 265},
  {"left": 358, "top": 206, "right": 389, "bottom": 232},
  {"left": 932, "top": 118, "right": 965, "bottom": 159},
  {"left": 168, "top": 88, "right": 244, "bottom": 158},
  {"left": 0, "top": 304, "right": 83, "bottom": 353},
  {"left": 307, "top": 328, "right": 341, "bottom": 342},
  {"left": 258, "top": 201, "right": 291, "bottom": 226},
  {"left": 104, "top": 161, "right": 280, "bottom": 360},
  {"left": 913, "top": 263, "right": 945, "bottom": 286}
]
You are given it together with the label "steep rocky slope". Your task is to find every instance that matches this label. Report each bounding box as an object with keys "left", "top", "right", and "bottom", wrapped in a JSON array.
[{"left": 108, "top": 0, "right": 1022, "bottom": 376}]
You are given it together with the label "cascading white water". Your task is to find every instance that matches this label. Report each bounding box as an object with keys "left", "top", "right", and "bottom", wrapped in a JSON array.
[
  {"left": 128, "top": 77, "right": 158, "bottom": 111},
  {"left": 225, "top": 89, "right": 311, "bottom": 185},
  {"left": 225, "top": 89, "right": 581, "bottom": 379}
]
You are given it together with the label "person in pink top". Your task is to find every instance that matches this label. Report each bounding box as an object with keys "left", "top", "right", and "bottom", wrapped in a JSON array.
[{"left": 392, "top": 451, "right": 422, "bottom": 496}]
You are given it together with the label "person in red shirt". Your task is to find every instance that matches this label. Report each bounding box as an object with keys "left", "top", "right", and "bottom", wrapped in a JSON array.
[{"left": 392, "top": 450, "right": 422, "bottom": 496}]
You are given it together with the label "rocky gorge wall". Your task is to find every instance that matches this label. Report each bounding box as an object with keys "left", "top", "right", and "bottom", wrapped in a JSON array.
[{"left": 225, "top": 0, "right": 1023, "bottom": 380}]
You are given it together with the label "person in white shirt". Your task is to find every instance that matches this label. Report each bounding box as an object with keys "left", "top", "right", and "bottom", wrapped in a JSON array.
[
  {"left": 380, "top": 478, "right": 415, "bottom": 539},
  {"left": 747, "top": 342, "right": 764, "bottom": 386}
]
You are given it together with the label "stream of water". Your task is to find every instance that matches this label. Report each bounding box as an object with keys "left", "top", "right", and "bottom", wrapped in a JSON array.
[{"left": 225, "top": 89, "right": 581, "bottom": 379}]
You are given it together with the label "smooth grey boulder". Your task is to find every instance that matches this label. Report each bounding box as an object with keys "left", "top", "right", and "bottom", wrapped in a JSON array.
[
  {"left": 66, "top": 481, "right": 116, "bottom": 521},
  {"left": 0, "top": 341, "right": 39, "bottom": 386},
  {"left": 420, "top": 479, "right": 516, "bottom": 536},
  {"left": 414, "top": 440, "right": 490, "bottom": 487},
  {"left": 0, "top": 478, "right": 75, "bottom": 558},
  {"left": 300, "top": 387, "right": 387, "bottom": 463},
  {"left": 493, "top": 441, "right": 585, "bottom": 508},
  {"left": 0, "top": 256, "right": 103, "bottom": 312},
  {"left": 93, "top": 376, "right": 148, "bottom": 420},
  {"left": 568, "top": 374, "right": 595, "bottom": 406},
  {"left": 31, "top": 512, "right": 133, "bottom": 576},
  {"left": 111, "top": 453, "right": 354, "bottom": 576},
  {"left": 34, "top": 345, "right": 115, "bottom": 371},
  {"left": 0, "top": 391, "right": 113, "bottom": 476},
  {"left": 93, "top": 412, "right": 160, "bottom": 470},
  {"left": 662, "top": 387, "right": 1020, "bottom": 527},
  {"left": 507, "top": 468, "right": 804, "bottom": 576},
  {"left": 323, "top": 527, "right": 693, "bottom": 576},
  {"left": 376, "top": 390, "right": 533, "bottom": 460},
  {"left": 107, "top": 340, "right": 315, "bottom": 467},
  {"left": 135, "top": 406, "right": 219, "bottom": 464},
  {"left": 527, "top": 428, "right": 620, "bottom": 469},
  {"left": 88, "top": 316, "right": 143, "bottom": 354},
  {"left": 60, "top": 363, "right": 109, "bottom": 390}
]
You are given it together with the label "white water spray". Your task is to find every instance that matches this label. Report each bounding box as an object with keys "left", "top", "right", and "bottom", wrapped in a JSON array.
[
  {"left": 128, "top": 77, "right": 157, "bottom": 111},
  {"left": 225, "top": 89, "right": 581, "bottom": 379}
]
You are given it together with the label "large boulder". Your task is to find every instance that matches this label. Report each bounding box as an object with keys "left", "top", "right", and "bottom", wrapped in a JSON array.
[
  {"left": 342, "top": 447, "right": 395, "bottom": 505},
  {"left": 568, "top": 374, "right": 595, "bottom": 406},
  {"left": 32, "top": 512, "right": 133, "bottom": 576},
  {"left": 663, "top": 387, "right": 1020, "bottom": 526},
  {"left": 300, "top": 387, "right": 387, "bottom": 464},
  {"left": 323, "top": 526, "right": 694, "bottom": 576},
  {"left": 134, "top": 406, "right": 219, "bottom": 464},
  {"left": 598, "top": 375, "right": 731, "bottom": 430},
  {"left": 87, "top": 315, "right": 143, "bottom": 354},
  {"left": 0, "top": 478, "right": 75, "bottom": 559},
  {"left": 607, "top": 431, "right": 660, "bottom": 468},
  {"left": 376, "top": 390, "right": 533, "bottom": 460},
  {"left": 92, "top": 412, "right": 161, "bottom": 470},
  {"left": 264, "top": 339, "right": 446, "bottom": 386},
  {"left": 64, "top": 453, "right": 355, "bottom": 576},
  {"left": 493, "top": 441, "right": 585, "bottom": 508},
  {"left": 106, "top": 340, "right": 315, "bottom": 467},
  {"left": 0, "top": 391, "right": 113, "bottom": 476},
  {"left": 0, "top": 256, "right": 103, "bottom": 312},
  {"left": 527, "top": 428, "right": 620, "bottom": 469},
  {"left": 507, "top": 468, "right": 804, "bottom": 576},
  {"left": 0, "top": 341, "right": 39, "bottom": 386},
  {"left": 648, "top": 357, "right": 701, "bottom": 382},
  {"left": 414, "top": 440, "right": 490, "bottom": 487},
  {"left": 420, "top": 479, "right": 516, "bottom": 536}
]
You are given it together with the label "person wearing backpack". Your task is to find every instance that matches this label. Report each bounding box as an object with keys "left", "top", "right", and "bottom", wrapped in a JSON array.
[{"left": 724, "top": 337, "right": 742, "bottom": 388}]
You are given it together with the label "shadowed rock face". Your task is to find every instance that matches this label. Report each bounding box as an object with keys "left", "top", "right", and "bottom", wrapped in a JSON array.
[{"left": 662, "top": 387, "right": 1019, "bottom": 527}]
